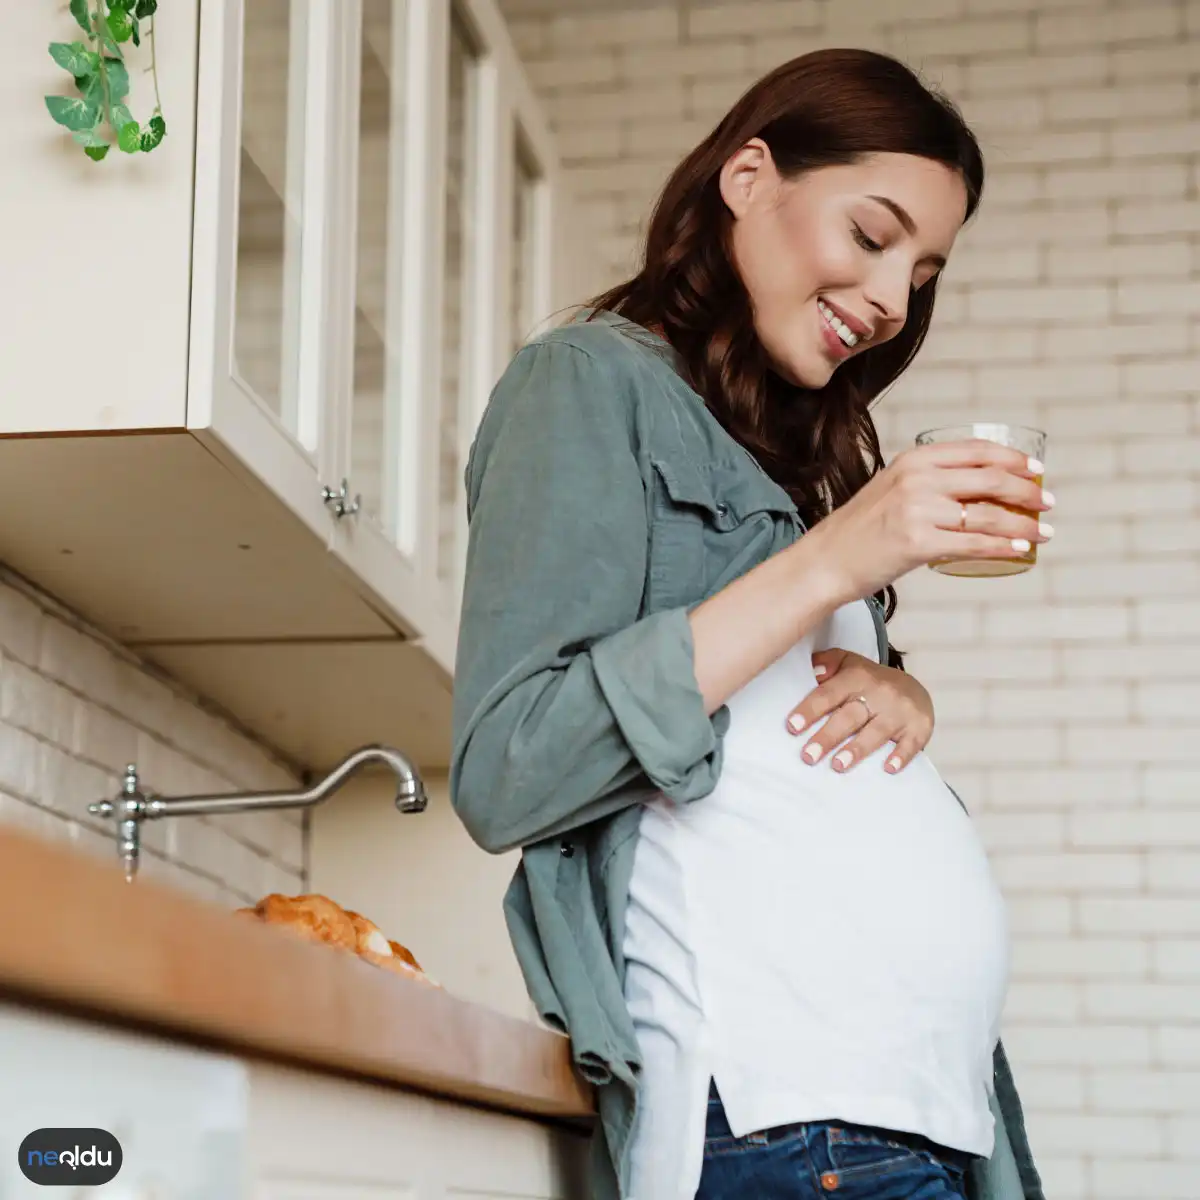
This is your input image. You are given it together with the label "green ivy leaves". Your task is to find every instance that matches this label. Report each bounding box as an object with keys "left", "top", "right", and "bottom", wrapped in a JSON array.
[
  {"left": 45, "top": 94, "right": 98, "bottom": 132},
  {"left": 117, "top": 117, "right": 141, "bottom": 153},
  {"left": 44, "top": 2, "right": 166, "bottom": 163},
  {"left": 140, "top": 114, "right": 166, "bottom": 152},
  {"left": 48, "top": 41, "right": 98, "bottom": 78},
  {"left": 72, "top": 126, "right": 111, "bottom": 161},
  {"left": 69, "top": 0, "right": 92, "bottom": 34},
  {"left": 107, "top": 8, "right": 134, "bottom": 43},
  {"left": 106, "top": 59, "right": 131, "bottom": 102}
]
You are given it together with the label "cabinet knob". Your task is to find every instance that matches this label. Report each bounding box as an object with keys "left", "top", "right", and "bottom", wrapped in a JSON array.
[{"left": 321, "top": 478, "right": 362, "bottom": 519}]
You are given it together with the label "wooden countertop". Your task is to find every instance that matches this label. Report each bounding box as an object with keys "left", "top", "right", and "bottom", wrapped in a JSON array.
[{"left": 0, "top": 827, "right": 595, "bottom": 1125}]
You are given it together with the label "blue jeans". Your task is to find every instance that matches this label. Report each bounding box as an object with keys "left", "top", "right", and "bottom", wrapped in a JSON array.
[{"left": 696, "top": 1082, "right": 973, "bottom": 1199}]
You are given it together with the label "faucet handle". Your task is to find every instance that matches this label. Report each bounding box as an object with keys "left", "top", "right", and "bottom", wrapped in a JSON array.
[
  {"left": 91, "top": 765, "right": 145, "bottom": 819},
  {"left": 86, "top": 764, "right": 150, "bottom": 882}
]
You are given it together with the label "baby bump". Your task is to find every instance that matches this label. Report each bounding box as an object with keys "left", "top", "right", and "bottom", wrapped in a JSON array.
[{"left": 680, "top": 732, "right": 1009, "bottom": 1026}]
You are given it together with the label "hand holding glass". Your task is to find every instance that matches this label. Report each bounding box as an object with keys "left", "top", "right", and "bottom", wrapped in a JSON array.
[{"left": 914, "top": 424, "right": 1049, "bottom": 577}]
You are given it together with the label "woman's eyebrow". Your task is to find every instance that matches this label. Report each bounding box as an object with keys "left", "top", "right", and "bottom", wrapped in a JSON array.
[
  {"left": 866, "top": 194, "right": 916, "bottom": 234},
  {"left": 866, "top": 195, "right": 948, "bottom": 269}
]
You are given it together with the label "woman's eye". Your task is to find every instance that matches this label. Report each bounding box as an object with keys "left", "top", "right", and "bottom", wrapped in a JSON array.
[{"left": 851, "top": 224, "right": 883, "bottom": 253}]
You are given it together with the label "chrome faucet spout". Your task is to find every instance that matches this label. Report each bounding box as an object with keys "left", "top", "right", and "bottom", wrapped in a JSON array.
[{"left": 87, "top": 744, "right": 427, "bottom": 881}]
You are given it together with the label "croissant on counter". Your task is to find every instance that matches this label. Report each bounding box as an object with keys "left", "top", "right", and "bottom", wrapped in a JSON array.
[{"left": 234, "top": 893, "right": 441, "bottom": 988}]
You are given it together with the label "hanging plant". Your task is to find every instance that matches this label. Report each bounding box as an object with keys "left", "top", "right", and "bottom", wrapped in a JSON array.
[{"left": 44, "top": 0, "right": 166, "bottom": 162}]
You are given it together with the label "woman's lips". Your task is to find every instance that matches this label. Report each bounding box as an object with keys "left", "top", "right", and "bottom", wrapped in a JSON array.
[{"left": 819, "top": 306, "right": 855, "bottom": 360}]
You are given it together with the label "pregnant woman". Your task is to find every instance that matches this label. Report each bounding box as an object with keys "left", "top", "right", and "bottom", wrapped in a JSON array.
[{"left": 451, "top": 49, "right": 1048, "bottom": 1200}]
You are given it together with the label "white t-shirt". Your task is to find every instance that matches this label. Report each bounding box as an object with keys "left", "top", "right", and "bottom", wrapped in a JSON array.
[{"left": 622, "top": 600, "right": 1010, "bottom": 1200}]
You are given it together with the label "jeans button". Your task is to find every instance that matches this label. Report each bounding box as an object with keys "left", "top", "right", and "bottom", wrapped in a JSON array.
[
  {"left": 714, "top": 502, "right": 729, "bottom": 517},
  {"left": 560, "top": 841, "right": 575, "bottom": 858}
]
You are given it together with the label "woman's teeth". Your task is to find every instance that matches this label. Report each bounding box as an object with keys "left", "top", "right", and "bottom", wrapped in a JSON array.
[{"left": 818, "top": 300, "right": 859, "bottom": 348}]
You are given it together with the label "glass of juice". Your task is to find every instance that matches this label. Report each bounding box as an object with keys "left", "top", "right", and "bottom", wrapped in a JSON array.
[{"left": 914, "top": 423, "right": 1047, "bottom": 578}]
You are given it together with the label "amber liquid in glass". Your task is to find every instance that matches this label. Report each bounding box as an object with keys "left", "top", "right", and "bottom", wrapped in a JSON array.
[{"left": 931, "top": 473, "right": 1043, "bottom": 578}]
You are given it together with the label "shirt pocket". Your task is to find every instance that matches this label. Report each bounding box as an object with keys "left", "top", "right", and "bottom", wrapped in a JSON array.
[{"left": 646, "top": 455, "right": 797, "bottom": 611}]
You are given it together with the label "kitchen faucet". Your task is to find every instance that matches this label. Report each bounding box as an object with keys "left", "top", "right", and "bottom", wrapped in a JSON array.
[{"left": 87, "top": 744, "right": 427, "bottom": 882}]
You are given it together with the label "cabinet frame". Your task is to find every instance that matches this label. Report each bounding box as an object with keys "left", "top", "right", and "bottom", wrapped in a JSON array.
[
  {"left": 190, "top": 0, "right": 344, "bottom": 548},
  {"left": 189, "top": 0, "right": 561, "bottom": 671}
]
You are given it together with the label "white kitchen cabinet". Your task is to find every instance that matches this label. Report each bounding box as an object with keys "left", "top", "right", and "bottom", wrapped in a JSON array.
[
  {"left": 2, "top": 0, "right": 569, "bottom": 767},
  {"left": 0, "top": 1002, "right": 249, "bottom": 1199},
  {"left": 195, "top": 0, "right": 561, "bottom": 670},
  {"left": 248, "top": 1060, "right": 588, "bottom": 1200},
  {"left": 0, "top": 1002, "right": 588, "bottom": 1200}
]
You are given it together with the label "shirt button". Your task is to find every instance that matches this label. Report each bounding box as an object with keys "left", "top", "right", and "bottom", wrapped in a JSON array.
[{"left": 560, "top": 841, "right": 575, "bottom": 858}]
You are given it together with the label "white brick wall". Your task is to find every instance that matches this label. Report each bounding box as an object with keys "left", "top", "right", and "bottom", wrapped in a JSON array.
[
  {"left": 503, "top": 0, "right": 1200, "bottom": 1195},
  {"left": 0, "top": 569, "right": 304, "bottom": 905}
]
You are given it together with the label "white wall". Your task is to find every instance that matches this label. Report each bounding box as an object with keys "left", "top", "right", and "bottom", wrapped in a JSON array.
[
  {"left": 0, "top": 569, "right": 304, "bottom": 905},
  {"left": 500, "top": 1, "right": 1200, "bottom": 1197},
  {"left": 308, "top": 773, "right": 537, "bottom": 1023}
]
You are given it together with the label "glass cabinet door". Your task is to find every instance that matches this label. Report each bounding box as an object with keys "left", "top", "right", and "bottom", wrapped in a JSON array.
[
  {"left": 347, "top": 0, "right": 405, "bottom": 540},
  {"left": 436, "top": 8, "right": 482, "bottom": 594},
  {"left": 324, "top": 0, "right": 437, "bottom": 650},
  {"left": 194, "top": 0, "right": 343, "bottom": 545},
  {"left": 232, "top": 0, "right": 313, "bottom": 450},
  {"left": 190, "top": 0, "right": 563, "bottom": 671},
  {"left": 510, "top": 129, "right": 541, "bottom": 355}
]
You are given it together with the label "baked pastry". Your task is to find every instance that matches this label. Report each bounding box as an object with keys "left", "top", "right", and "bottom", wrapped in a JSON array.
[
  {"left": 344, "top": 909, "right": 415, "bottom": 965},
  {"left": 388, "top": 939, "right": 421, "bottom": 971},
  {"left": 359, "top": 945, "right": 440, "bottom": 986},
  {"left": 234, "top": 893, "right": 439, "bottom": 987},
  {"left": 240, "top": 892, "right": 359, "bottom": 952}
]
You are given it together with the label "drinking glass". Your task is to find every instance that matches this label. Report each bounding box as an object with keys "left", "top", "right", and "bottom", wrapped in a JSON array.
[{"left": 915, "top": 423, "right": 1047, "bottom": 578}]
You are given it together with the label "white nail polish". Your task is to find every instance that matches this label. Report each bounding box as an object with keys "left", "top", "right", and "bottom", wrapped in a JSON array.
[
  {"left": 1011, "top": 538, "right": 1031, "bottom": 553},
  {"left": 814, "top": 665, "right": 827, "bottom": 678},
  {"left": 1042, "top": 488, "right": 1056, "bottom": 508},
  {"left": 787, "top": 715, "right": 805, "bottom": 734},
  {"left": 803, "top": 744, "right": 822, "bottom": 764},
  {"left": 886, "top": 756, "right": 902, "bottom": 773},
  {"left": 833, "top": 750, "right": 853, "bottom": 770},
  {"left": 1027, "top": 457, "right": 1045, "bottom": 475},
  {"left": 1039, "top": 522, "right": 1054, "bottom": 539}
]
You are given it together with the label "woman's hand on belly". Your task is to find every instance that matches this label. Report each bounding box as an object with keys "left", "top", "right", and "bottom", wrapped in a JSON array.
[{"left": 785, "top": 649, "right": 934, "bottom": 775}]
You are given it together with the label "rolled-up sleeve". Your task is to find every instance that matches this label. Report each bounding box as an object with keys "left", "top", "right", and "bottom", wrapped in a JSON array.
[{"left": 450, "top": 338, "right": 725, "bottom": 855}]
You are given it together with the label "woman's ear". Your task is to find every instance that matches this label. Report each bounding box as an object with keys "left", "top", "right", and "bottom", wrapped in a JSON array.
[{"left": 718, "top": 138, "right": 773, "bottom": 220}]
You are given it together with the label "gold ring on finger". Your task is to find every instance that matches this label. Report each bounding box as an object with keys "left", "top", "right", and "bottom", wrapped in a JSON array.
[
  {"left": 854, "top": 695, "right": 873, "bottom": 720},
  {"left": 960, "top": 503, "right": 970, "bottom": 532}
]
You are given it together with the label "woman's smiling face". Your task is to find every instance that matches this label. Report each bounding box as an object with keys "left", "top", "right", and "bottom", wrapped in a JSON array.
[{"left": 720, "top": 144, "right": 969, "bottom": 388}]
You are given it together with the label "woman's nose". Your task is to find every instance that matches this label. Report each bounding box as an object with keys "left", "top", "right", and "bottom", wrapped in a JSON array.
[{"left": 864, "top": 279, "right": 908, "bottom": 327}]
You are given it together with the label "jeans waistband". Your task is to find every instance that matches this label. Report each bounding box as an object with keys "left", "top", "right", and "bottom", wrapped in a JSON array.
[{"left": 706, "top": 1080, "right": 977, "bottom": 1171}]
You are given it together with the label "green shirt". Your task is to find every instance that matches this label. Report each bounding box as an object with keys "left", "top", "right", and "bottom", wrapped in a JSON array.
[{"left": 451, "top": 310, "right": 1043, "bottom": 1200}]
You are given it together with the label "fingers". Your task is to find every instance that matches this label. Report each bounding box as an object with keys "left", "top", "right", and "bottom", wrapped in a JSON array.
[
  {"left": 796, "top": 699, "right": 870, "bottom": 765},
  {"left": 937, "top": 467, "right": 1054, "bottom": 514},
  {"left": 787, "top": 653, "right": 863, "bottom": 734},
  {"left": 827, "top": 717, "right": 894, "bottom": 773},
  {"left": 930, "top": 530, "right": 1041, "bottom": 563},
  {"left": 939, "top": 498, "right": 1053, "bottom": 547},
  {"left": 810, "top": 648, "right": 848, "bottom": 682},
  {"left": 809, "top": 714, "right": 933, "bottom": 773},
  {"left": 911, "top": 438, "right": 1042, "bottom": 476},
  {"left": 884, "top": 732, "right": 926, "bottom": 775}
]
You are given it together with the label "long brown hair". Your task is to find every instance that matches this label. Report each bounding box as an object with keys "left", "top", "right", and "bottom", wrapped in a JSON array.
[{"left": 589, "top": 49, "right": 984, "bottom": 666}]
